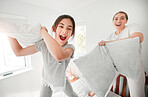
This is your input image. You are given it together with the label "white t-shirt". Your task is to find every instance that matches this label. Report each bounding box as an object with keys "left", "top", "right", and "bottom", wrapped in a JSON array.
[
  {"left": 108, "top": 23, "right": 142, "bottom": 41},
  {"left": 108, "top": 23, "right": 144, "bottom": 67}
]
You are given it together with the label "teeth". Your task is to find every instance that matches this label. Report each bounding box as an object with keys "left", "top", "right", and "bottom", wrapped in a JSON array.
[
  {"left": 116, "top": 24, "right": 121, "bottom": 26},
  {"left": 60, "top": 35, "right": 66, "bottom": 37}
]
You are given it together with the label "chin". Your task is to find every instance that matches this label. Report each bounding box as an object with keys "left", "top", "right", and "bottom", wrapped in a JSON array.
[{"left": 59, "top": 41, "right": 66, "bottom": 46}]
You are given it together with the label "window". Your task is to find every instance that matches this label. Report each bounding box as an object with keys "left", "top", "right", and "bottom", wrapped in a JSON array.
[
  {"left": 72, "top": 25, "right": 86, "bottom": 57},
  {"left": 0, "top": 13, "right": 32, "bottom": 80},
  {"left": 0, "top": 33, "right": 32, "bottom": 80}
]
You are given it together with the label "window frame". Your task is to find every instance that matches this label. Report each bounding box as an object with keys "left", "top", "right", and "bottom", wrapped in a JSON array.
[{"left": 0, "top": 13, "right": 32, "bottom": 80}]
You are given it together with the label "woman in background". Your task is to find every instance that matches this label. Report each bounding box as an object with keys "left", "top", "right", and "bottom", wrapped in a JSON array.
[{"left": 99, "top": 11, "right": 145, "bottom": 97}]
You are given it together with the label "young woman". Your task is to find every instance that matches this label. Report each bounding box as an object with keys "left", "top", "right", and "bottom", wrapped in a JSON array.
[
  {"left": 8, "top": 15, "right": 78, "bottom": 97},
  {"left": 99, "top": 11, "right": 145, "bottom": 97}
]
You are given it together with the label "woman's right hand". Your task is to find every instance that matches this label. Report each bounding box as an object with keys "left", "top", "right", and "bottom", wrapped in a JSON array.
[{"left": 98, "top": 40, "right": 107, "bottom": 46}]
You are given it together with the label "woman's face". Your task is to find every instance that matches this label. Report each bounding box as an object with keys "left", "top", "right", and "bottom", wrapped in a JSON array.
[
  {"left": 113, "top": 13, "right": 127, "bottom": 31},
  {"left": 55, "top": 18, "right": 73, "bottom": 46}
]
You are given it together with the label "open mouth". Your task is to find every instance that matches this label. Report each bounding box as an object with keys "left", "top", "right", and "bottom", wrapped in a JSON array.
[
  {"left": 116, "top": 24, "right": 121, "bottom": 26},
  {"left": 60, "top": 35, "right": 67, "bottom": 41}
]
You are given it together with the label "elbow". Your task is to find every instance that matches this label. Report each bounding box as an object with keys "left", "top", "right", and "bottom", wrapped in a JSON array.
[
  {"left": 55, "top": 56, "right": 63, "bottom": 62},
  {"left": 139, "top": 35, "right": 144, "bottom": 43},
  {"left": 15, "top": 53, "right": 21, "bottom": 57},
  {"left": 14, "top": 51, "right": 22, "bottom": 57},
  {"left": 140, "top": 39, "right": 143, "bottom": 43},
  {"left": 138, "top": 33, "right": 144, "bottom": 43},
  {"left": 54, "top": 55, "right": 64, "bottom": 62}
]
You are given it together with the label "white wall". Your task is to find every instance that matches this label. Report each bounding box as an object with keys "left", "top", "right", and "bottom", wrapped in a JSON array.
[
  {"left": 69, "top": 0, "right": 148, "bottom": 72},
  {"left": 0, "top": 0, "right": 148, "bottom": 97},
  {"left": 0, "top": 0, "right": 59, "bottom": 97}
]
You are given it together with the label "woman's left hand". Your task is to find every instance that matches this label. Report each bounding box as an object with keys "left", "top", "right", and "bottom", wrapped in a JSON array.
[{"left": 98, "top": 40, "right": 107, "bottom": 46}]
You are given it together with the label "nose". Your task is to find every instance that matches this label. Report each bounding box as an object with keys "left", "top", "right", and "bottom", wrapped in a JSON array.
[
  {"left": 62, "top": 28, "right": 68, "bottom": 34},
  {"left": 117, "top": 19, "right": 121, "bottom": 23}
]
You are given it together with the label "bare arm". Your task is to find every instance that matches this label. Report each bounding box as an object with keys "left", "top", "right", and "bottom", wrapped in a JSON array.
[
  {"left": 40, "top": 27, "right": 74, "bottom": 61},
  {"left": 8, "top": 36, "right": 38, "bottom": 56},
  {"left": 99, "top": 32, "right": 143, "bottom": 46}
]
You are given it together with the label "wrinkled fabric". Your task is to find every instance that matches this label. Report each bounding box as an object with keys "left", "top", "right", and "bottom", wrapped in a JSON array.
[
  {"left": 0, "top": 17, "right": 42, "bottom": 46},
  {"left": 73, "top": 37, "right": 141, "bottom": 97}
]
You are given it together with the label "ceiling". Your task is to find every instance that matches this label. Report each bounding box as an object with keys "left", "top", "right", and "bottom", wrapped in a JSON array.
[{"left": 20, "top": 0, "right": 96, "bottom": 13}]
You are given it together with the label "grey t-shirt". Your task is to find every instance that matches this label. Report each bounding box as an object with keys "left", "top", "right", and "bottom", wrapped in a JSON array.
[{"left": 35, "top": 39, "right": 75, "bottom": 88}]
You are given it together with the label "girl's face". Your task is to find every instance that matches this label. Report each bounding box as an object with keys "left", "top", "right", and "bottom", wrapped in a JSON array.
[
  {"left": 113, "top": 13, "right": 127, "bottom": 31},
  {"left": 54, "top": 18, "right": 73, "bottom": 46}
]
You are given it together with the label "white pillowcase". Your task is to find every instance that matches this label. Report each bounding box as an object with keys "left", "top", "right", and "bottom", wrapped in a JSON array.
[{"left": 0, "top": 17, "right": 42, "bottom": 46}]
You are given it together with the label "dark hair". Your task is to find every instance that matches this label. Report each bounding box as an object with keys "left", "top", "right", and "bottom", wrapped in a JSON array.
[
  {"left": 52, "top": 14, "right": 75, "bottom": 38},
  {"left": 113, "top": 11, "right": 128, "bottom": 21}
]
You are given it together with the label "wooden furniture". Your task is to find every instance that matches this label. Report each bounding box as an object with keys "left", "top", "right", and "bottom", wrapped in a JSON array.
[
  {"left": 145, "top": 75, "right": 148, "bottom": 97},
  {"left": 110, "top": 74, "right": 130, "bottom": 97}
]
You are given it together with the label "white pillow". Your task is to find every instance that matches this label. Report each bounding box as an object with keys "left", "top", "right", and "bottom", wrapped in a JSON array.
[{"left": 0, "top": 17, "right": 42, "bottom": 46}]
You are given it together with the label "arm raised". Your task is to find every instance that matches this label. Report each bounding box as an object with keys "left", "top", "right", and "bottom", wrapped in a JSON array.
[
  {"left": 40, "top": 27, "right": 74, "bottom": 61},
  {"left": 8, "top": 36, "right": 38, "bottom": 56}
]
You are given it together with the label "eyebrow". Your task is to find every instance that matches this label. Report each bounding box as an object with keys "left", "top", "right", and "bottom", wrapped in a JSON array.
[
  {"left": 59, "top": 23, "right": 73, "bottom": 28},
  {"left": 121, "top": 16, "right": 125, "bottom": 18},
  {"left": 59, "top": 23, "right": 64, "bottom": 25}
]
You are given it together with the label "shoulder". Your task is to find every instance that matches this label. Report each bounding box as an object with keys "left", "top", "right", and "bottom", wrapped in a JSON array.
[
  {"left": 126, "top": 23, "right": 143, "bottom": 34},
  {"left": 127, "top": 23, "right": 142, "bottom": 31},
  {"left": 35, "top": 39, "right": 46, "bottom": 51},
  {"left": 127, "top": 23, "right": 141, "bottom": 28}
]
